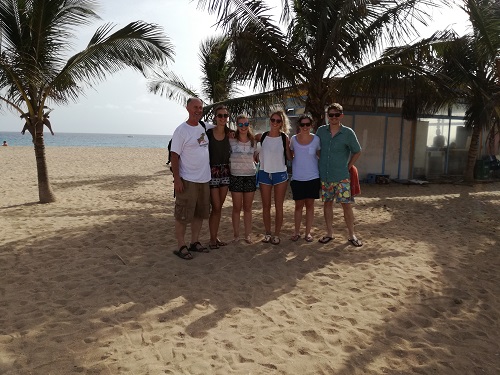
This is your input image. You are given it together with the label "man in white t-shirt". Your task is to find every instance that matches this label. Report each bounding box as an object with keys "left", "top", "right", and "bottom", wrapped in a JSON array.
[{"left": 170, "top": 98, "right": 211, "bottom": 260}]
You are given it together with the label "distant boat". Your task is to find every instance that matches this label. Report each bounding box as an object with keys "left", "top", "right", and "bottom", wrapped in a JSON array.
[{"left": 127, "top": 135, "right": 133, "bottom": 138}]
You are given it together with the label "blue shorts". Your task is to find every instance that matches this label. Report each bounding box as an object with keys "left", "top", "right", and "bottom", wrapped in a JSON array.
[{"left": 257, "top": 170, "right": 288, "bottom": 186}]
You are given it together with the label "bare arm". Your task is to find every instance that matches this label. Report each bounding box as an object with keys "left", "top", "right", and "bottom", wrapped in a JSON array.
[
  {"left": 170, "top": 152, "right": 184, "bottom": 194},
  {"left": 348, "top": 151, "right": 361, "bottom": 170},
  {"left": 285, "top": 136, "right": 292, "bottom": 161}
]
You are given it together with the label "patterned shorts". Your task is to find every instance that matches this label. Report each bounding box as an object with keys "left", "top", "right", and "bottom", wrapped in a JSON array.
[
  {"left": 209, "top": 164, "right": 230, "bottom": 188},
  {"left": 229, "top": 175, "right": 257, "bottom": 193},
  {"left": 321, "top": 179, "right": 352, "bottom": 203}
]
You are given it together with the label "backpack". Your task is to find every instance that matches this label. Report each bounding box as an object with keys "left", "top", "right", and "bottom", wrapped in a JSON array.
[
  {"left": 166, "top": 120, "right": 207, "bottom": 167},
  {"left": 260, "top": 131, "right": 287, "bottom": 162}
]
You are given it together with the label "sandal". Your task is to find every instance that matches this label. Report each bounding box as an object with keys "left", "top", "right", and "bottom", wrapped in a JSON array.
[
  {"left": 173, "top": 245, "right": 193, "bottom": 260},
  {"left": 189, "top": 241, "right": 209, "bottom": 253},
  {"left": 290, "top": 234, "right": 301, "bottom": 242},
  {"left": 318, "top": 236, "right": 334, "bottom": 244},
  {"left": 244, "top": 236, "right": 252, "bottom": 244},
  {"left": 271, "top": 236, "right": 281, "bottom": 245},
  {"left": 216, "top": 239, "right": 227, "bottom": 247},
  {"left": 208, "top": 243, "right": 219, "bottom": 250},
  {"left": 261, "top": 234, "right": 272, "bottom": 243},
  {"left": 348, "top": 238, "right": 363, "bottom": 247},
  {"left": 305, "top": 234, "right": 313, "bottom": 242}
]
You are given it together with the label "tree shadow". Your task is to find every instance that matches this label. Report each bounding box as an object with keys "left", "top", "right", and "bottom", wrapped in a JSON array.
[{"left": 1, "top": 179, "right": 499, "bottom": 374}]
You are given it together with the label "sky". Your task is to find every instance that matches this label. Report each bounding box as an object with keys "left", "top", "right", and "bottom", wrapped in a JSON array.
[{"left": 0, "top": 0, "right": 469, "bottom": 136}]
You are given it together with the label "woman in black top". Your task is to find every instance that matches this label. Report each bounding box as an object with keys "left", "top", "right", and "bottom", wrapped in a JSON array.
[{"left": 207, "top": 105, "right": 232, "bottom": 249}]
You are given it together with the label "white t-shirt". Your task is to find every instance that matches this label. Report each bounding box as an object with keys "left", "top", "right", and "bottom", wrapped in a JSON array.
[
  {"left": 290, "top": 135, "right": 320, "bottom": 181},
  {"left": 259, "top": 134, "right": 287, "bottom": 173},
  {"left": 170, "top": 122, "right": 211, "bottom": 183}
]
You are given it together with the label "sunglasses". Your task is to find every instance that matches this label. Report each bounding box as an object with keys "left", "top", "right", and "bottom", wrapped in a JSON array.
[
  {"left": 237, "top": 122, "right": 249, "bottom": 127},
  {"left": 328, "top": 112, "right": 342, "bottom": 118},
  {"left": 299, "top": 122, "right": 311, "bottom": 127},
  {"left": 217, "top": 113, "right": 229, "bottom": 118},
  {"left": 270, "top": 118, "right": 282, "bottom": 123}
]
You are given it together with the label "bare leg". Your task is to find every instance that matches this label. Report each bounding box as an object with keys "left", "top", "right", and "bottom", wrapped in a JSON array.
[
  {"left": 323, "top": 201, "right": 334, "bottom": 237},
  {"left": 242, "top": 191, "right": 255, "bottom": 238},
  {"left": 175, "top": 220, "right": 187, "bottom": 248},
  {"left": 273, "top": 181, "right": 288, "bottom": 236},
  {"left": 304, "top": 198, "right": 315, "bottom": 236},
  {"left": 190, "top": 216, "right": 204, "bottom": 245},
  {"left": 341, "top": 203, "right": 356, "bottom": 239},
  {"left": 231, "top": 191, "right": 243, "bottom": 239},
  {"left": 209, "top": 186, "right": 228, "bottom": 244},
  {"left": 260, "top": 184, "right": 272, "bottom": 234},
  {"left": 293, "top": 199, "right": 305, "bottom": 236}
]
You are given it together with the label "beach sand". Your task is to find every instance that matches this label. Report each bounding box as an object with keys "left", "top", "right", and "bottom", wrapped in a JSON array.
[{"left": 1, "top": 146, "right": 499, "bottom": 375}]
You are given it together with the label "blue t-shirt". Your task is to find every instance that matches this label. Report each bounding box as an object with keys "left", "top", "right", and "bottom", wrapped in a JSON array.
[{"left": 317, "top": 124, "right": 361, "bottom": 182}]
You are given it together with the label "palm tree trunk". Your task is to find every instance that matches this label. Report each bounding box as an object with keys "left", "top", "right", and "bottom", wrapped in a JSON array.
[
  {"left": 33, "top": 132, "right": 56, "bottom": 203},
  {"left": 464, "top": 124, "right": 482, "bottom": 182}
]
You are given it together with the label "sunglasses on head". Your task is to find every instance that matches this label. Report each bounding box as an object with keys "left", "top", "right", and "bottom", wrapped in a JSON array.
[
  {"left": 217, "top": 113, "right": 229, "bottom": 118},
  {"left": 270, "top": 118, "right": 282, "bottom": 123},
  {"left": 328, "top": 112, "right": 342, "bottom": 118},
  {"left": 299, "top": 122, "right": 311, "bottom": 127},
  {"left": 237, "top": 122, "right": 249, "bottom": 127}
]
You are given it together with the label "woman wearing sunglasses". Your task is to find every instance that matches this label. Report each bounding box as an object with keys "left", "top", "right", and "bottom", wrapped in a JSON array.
[
  {"left": 255, "top": 110, "right": 292, "bottom": 245},
  {"left": 229, "top": 115, "right": 257, "bottom": 243},
  {"left": 206, "top": 105, "right": 232, "bottom": 249},
  {"left": 289, "top": 114, "right": 321, "bottom": 243}
]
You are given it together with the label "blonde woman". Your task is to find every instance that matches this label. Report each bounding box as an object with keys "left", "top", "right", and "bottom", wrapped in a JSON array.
[
  {"left": 229, "top": 115, "right": 257, "bottom": 243},
  {"left": 255, "top": 110, "right": 292, "bottom": 245}
]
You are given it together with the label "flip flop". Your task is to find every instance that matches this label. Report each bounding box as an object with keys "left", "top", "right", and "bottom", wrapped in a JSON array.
[
  {"left": 208, "top": 243, "right": 219, "bottom": 250},
  {"left": 173, "top": 245, "right": 193, "bottom": 260},
  {"left": 290, "top": 234, "right": 301, "bottom": 242},
  {"left": 305, "top": 234, "right": 313, "bottom": 242},
  {"left": 348, "top": 238, "right": 363, "bottom": 247},
  {"left": 189, "top": 241, "right": 209, "bottom": 253},
  {"left": 318, "top": 236, "right": 334, "bottom": 244},
  {"left": 262, "top": 234, "right": 272, "bottom": 243},
  {"left": 271, "top": 236, "right": 281, "bottom": 245},
  {"left": 216, "top": 239, "right": 227, "bottom": 247}
]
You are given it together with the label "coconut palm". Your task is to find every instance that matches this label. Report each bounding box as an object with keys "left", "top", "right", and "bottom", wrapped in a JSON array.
[
  {"left": 149, "top": 34, "right": 237, "bottom": 106},
  {"left": 0, "top": 0, "right": 174, "bottom": 203},
  {"left": 340, "top": 0, "right": 500, "bottom": 182},
  {"left": 148, "top": 33, "right": 281, "bottom": 119},
  {"left": 197, "top": 0, "right": 436, "bottom": 130}
]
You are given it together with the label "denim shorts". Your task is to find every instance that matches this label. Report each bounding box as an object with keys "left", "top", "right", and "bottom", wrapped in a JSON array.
[{"left": 257, "top": 170, "right": 288, "bottom": 186}]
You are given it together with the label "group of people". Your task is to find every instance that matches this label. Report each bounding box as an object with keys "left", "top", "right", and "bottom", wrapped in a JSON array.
[{"left": 169, "top": 97, "right": 362, "bottom": 260}]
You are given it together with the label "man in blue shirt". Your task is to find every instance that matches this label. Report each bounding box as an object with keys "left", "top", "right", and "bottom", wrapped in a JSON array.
[{"left": 316, "top": 103, "right": 363, "bottom": 247}]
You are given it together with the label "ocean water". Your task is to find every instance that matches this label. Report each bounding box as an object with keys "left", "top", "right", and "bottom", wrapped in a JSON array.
[{"left": 0, "top": 131, "right": 171, "bottom": 149}]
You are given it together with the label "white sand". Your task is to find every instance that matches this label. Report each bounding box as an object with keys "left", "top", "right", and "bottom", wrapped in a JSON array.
[{"left": 1, "top": 146, "right": 499, "bottom": 374}]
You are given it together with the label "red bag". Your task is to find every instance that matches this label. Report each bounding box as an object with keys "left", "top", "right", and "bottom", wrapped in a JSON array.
[{"left": 350, "top": 165, "right": 361, "bottom": 196}]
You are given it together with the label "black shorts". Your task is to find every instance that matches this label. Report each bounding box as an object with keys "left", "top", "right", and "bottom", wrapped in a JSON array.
[
  {"left": 290, "top": 178, "right": 320, "bottom": 200},
  {"left": 229, "top": 175, "right": 257, "bottom": 193}
]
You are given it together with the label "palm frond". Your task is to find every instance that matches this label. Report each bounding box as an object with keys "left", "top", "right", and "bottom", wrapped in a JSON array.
[
  {"left": 148, "top": 69, "right": 201, "bottom": 106},
  {"left": 50, "top": 21, "right": 174, "bottom": 101}
]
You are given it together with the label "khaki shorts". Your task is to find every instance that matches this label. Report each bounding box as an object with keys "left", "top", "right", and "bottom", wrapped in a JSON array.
[{"left": 174, "top": 179, "right": 210, "bottom": 223}]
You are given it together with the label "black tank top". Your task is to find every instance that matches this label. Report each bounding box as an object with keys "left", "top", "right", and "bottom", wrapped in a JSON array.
[{"left": 207, "top": 128, "right": 231, "bottom": 166}]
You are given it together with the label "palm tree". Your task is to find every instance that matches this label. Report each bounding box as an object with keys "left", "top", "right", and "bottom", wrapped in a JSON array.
[
  {"left": 149, "top": 31, "right": 285, "bottom": 120},
  {"left": 0, "top": 0, "right": 174, "bottom": 203},
  {"left": 197, "top": 0, "right": 436, "bottom": 131},
  {"left": 148, "top": 34, "right": 237, "bottom": 106},
  {"left": 340, "top": 0, "right": 500, "bottom": 182}
]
